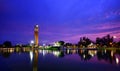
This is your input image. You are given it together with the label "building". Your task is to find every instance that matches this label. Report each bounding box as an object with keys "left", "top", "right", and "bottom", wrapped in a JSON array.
[{"left": 34, "top": 25, "right": 39, "bottom": 46}]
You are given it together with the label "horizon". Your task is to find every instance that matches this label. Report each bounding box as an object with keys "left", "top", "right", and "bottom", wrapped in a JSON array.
[
  {"left": 0, "top": 33, "right": 119, "bottom": 45},
  {"left": 0, "top": 0, "right": 120, "bottom": 45}
]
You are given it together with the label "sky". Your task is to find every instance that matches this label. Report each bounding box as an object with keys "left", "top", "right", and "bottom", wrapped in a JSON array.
[{"left": 0, "top": 0, "right": 120, "bottom": 45}]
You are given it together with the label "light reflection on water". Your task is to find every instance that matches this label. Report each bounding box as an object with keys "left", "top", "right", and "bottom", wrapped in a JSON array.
[{"left": 0, "top": 48, "right": 120, "bottom": 71}]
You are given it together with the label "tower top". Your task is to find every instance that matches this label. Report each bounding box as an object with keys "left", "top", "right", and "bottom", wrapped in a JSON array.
[{"left": 35, "top": 25, "right": 39, "bottom": 28}]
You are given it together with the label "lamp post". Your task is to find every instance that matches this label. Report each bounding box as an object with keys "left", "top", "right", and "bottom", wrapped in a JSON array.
[{"left": 30, "top": 40, "right": 34, "bottom": 47}]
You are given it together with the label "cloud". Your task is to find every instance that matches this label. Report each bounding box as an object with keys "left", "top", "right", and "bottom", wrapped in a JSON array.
[{"left": 61, "top": 30, "right": 120, "bottom": 43}]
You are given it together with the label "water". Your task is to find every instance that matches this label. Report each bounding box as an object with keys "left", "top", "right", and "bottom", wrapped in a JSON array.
[{"left": 0, "top": 48, "right": 120, "bottom": 71}]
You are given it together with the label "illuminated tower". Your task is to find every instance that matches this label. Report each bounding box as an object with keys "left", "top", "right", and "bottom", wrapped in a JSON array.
[{"left": 34, "top": 25, "right": 39, "bottom": 46}]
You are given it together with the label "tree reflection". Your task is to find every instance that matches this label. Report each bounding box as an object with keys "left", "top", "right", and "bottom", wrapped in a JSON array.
[
  {"left": 97, "top": 50, "right": 116, "bottom": 64},
  {"left": 0, "top": 48, "right": 12, "bottom": 58},
  {"left": 1, "top": 52, "right": 11, "bottom": 58},
  {"left": 58, "top": 51, "right": 65, "bottom": 58},
  {"left": 78, "top": 50, "right": 92, "bottom": 61}
]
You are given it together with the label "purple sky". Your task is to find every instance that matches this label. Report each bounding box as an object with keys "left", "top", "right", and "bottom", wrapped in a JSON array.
[{"left": 0, "top": 0, "right": 120, "bottom": 44}]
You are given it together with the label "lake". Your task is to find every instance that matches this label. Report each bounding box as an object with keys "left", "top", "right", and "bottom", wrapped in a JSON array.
[{"left": 0, "top": 48, "right": 120, "bottom": 71}]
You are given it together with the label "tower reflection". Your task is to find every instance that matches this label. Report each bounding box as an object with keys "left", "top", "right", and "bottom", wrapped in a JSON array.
[{"left": 32, "top": 49, "right": 38, "bottom": 71}]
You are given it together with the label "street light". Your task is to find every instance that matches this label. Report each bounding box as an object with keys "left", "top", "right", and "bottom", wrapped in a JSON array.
[
  {"left": 31, "top": 40, "right": 34, "bottom": 44},
  {"left": 30, "top": 40, "right": 34, "bottom": 46}
]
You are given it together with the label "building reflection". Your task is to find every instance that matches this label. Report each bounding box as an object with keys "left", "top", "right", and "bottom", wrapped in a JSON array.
[{"left": 38, "top": 50, "right": 64, "bottom": 57}]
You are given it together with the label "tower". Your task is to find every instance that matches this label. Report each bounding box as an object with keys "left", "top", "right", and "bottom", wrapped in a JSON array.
[{"left": 34, "top": 25, "right": 39, "bottom": 46}]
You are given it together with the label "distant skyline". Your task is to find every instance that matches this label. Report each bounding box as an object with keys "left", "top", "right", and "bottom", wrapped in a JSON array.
[{"left": 0, "top": 0, "right": 120, "bottom": 44}]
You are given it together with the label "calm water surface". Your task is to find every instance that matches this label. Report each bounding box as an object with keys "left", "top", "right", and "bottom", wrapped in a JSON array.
[{"left": 0, "top": 48, "right": 120, "bottom": 71}]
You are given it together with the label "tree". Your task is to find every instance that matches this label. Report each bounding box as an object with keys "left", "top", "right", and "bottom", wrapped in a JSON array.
[
  {"left": 96, "top": 34, "right": 113, "bottom": 47},
  {"left": 117, "top": 41, "right": 120, "bottom": 48},
  {"left": 3, "top": 41, "right": 12, "bottom": 47},
  {"left": 96, "top": 37, "right": 103, "bottom": 46},
  {"left": 58, "top": 41, "right": 65, "bottom": 46},
  {"left": 107, "top": 34, "right": 113, "bottom": 46},
  {"left": 78, "top": 37, "right": 92, "bottom": 47},
  {"left": 64, "top": 43, "right": 72, "bottom": 47}
]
